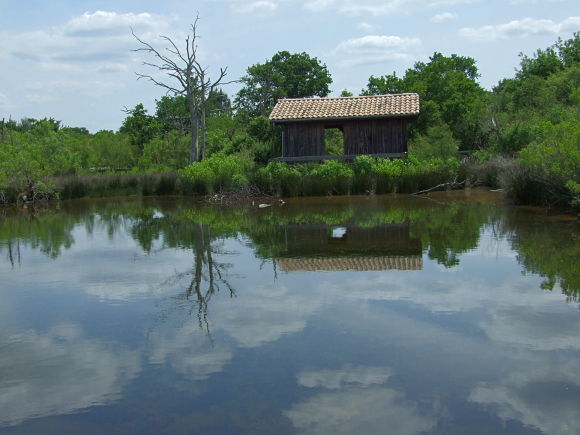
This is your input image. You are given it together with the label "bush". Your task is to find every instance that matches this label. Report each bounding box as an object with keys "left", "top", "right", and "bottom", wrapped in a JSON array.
[
  {"left": 515, "top": 119, "right": 580, "bottom": 209},
  {"left": 256, "top": 162, "right": 303, "bottom": 196},
  {"left": 179, "top": 153, "right": 254, "bottom": 194},
  {"left": 309, "top": 160, "right": 354, "bottom": 195},
  {"left": 409, "top": 123, "right": 459, "bottom": 160}
]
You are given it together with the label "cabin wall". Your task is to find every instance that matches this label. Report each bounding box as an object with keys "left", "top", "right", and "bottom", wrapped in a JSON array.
[
  {"left": 282, "top": 122, "right": 324, "bottom": 157},
  {"left": 280, "top": 117, "right": 413, "bottom": 158},
  {"left": 343, "top": 118, "right": 409, "bottom": 155}
]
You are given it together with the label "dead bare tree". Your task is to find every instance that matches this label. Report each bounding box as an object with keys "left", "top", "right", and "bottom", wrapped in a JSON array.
[{"left": 131, "top": 15, "right": 232, "bottom": 162}]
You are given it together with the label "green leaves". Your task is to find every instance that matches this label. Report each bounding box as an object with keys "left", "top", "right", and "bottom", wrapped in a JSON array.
[
  {"left": 235, "top": 51, "right": 332, "bottom": 117},
  {"left": 363, "top": 52, "right": 487, "bottom": 150}
]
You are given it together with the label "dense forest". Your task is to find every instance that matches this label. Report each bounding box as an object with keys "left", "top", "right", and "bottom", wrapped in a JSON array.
[{"left": 0, "top": 33, "right": 578, "bottom": 209}]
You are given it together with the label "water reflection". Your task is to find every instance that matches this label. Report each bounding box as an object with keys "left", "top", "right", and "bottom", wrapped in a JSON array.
[
  {"left": 275, "top": 223, "right": 422, "bottom": 272},
  {"left": 0, "top": 324, "right": 140, "bottom": 427},
  {"left": 285, "top": 365, "right": 436, "bottom": 435},
  {"left": 1, "top": 193, "right": 579, "bottom": 433},
  {"left": 470, "top": 357, "right": 580, "bottom": 434}
]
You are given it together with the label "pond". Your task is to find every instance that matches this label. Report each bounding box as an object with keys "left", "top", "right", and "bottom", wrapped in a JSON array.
[{"left": 0, "top": 190, "right": 579, "bottom": 434}]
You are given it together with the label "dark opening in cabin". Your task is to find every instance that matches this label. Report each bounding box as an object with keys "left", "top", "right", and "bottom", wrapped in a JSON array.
[
  {"left": 325, "top": 127, "right": 344, "bottom": 155},
  {"left": 269, "top": 93, "right": 420, "bottom": 162}
]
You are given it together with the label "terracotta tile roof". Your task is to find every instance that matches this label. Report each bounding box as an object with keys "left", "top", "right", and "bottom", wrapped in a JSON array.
[
  {"left": 275, "top": 256, "right": 423, "bottom": 272},
  {"left": 269, "top": 93, "right": 420, "bottom": 122}
]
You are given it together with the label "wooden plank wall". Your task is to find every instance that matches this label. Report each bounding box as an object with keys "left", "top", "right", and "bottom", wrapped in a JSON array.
[
  {"left": 282, "top": 122, "right": 324, "bottom": 157},
  {"left": 343, "top": 118, "right": 409, "bottom": 155}
]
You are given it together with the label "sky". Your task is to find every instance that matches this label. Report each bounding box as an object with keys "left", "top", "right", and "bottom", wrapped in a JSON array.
[{"left": 0, "top": 0, "right": 578, "bottom": 132}]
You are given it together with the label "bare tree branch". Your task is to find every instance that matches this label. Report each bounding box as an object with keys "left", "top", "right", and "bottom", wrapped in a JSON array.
[{"left": 131, "top": 14, "right": 231, "bottom": 162}]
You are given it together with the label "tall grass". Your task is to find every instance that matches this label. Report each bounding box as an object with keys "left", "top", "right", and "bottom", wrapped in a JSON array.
[
  {"left": 54, "top": 173, "right": 181, "bottom": 200},
  {"left": 257, "top": 156, "right": 461, "bottom": 197}
]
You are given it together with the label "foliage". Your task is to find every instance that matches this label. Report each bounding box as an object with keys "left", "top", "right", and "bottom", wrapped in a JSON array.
[
  {"left": 137, "top": 131, "right": 190, "bottom": 171},
  {"left": 517, "top": 119, "right": 580, "bottom": 208},
  {"left": 409, "top": 123, "right": 458, "bottom": 160},
  {"left": 324, "top": 128, "right": 344, "bottom": 155},
  {"left": 119, "top": 104, "right": 161, "bottom": 152},
  {"left": 256, "top": 162, "right": 304, "bottom": 196},
  {"left": 179, "top": 153, "right": 254, "bottom": 193},
  {"left": 363, "top": 53, "right": 488, "bottom": 149},
  {"left": 235, "top": 50, "right": 332, "bottom": 117},
  {"left": 257, "top": 157, "right": 460, "bottom": 197}
]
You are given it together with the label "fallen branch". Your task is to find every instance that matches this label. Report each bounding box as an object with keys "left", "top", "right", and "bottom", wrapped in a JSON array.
[
  {"left": 411, "top": 178, "right": 465, "bottom": 196},
  {"left": 204, "top": 185, "right": 275, "bottom": 205}
]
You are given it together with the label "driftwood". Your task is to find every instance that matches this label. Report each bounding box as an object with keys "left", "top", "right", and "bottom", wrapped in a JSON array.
[
  {"left": 204, "top": 185, "right": 275, "bottom": 205},
  {"left": 411, "top": 177, "right": 465, "bottom": 196}
]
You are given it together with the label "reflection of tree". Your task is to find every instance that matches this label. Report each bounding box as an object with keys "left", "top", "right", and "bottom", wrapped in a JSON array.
[
  {"left": 3, "top": 194, "right": 577, "bottom": 305},
  {"left": 500, "top": 209, "right": 580, "bottom": 300},
  {"left": 132, "top": 216, "right": 236, "bottom": 337},
  {"left": 4, "top": 239, "right": 21, "bottom": 268},
  {"left": 178, "top": 223, "right": 235, "bottom": 336},
  {"left": 0, "top": 206, "right": 77, "bottom": 260}
]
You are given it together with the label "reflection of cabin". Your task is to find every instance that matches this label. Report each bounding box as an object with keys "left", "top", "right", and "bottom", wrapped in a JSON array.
[
  {"left": 269, "top": 94, "right": 420, "bottom": 162},
  {"left": 275, "top": 224, "right": 422, "bottom": 272}
]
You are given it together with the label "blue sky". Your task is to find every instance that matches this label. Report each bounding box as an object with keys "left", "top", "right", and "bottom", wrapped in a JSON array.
[{"left": 0, "top": 0, "right": 578, "bottom": 131}]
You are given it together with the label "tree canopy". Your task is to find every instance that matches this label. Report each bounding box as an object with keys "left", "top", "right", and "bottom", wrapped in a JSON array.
[
  {"left": 363, "top": 52, "right": 488, "bottom": 150},
  {"left": 235, "top": 50, "right": 332, "bottom": 117}
]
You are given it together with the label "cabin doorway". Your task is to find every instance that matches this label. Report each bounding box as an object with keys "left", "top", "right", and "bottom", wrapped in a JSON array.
[{"left": 324, "top": 128, "right": 344, "bottom": 155}]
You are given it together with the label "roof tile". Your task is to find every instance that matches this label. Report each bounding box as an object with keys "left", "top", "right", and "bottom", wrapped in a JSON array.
[{"left": 269, "top": 93, "right": 420, "bottom": 122}]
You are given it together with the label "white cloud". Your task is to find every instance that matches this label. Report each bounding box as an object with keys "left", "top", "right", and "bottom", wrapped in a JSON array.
[
  {"left": 63, "top": 11, "right": 170, "bottom": 37},
  {"left": 460, "top": 16, "right": 580, "bottom": 41},
  {"left": 1, "top": 11, "right": 175, "bottom": 66},
  {"left": 357, "top": 21, "right": 377, "bottom": 33},
  {"left": 332, "top": 35, "right": 422, "bottom": 66},
  {"left": 430, "top": 12, "right": 457, "bottom": 22},
  {"left": 305, "top": 0, "right": 477, "bottom": 16},
  {"left": 0, "top": 325, "right": 140, "bottom": 426},
  {"left": 233, "top": 1, "right": 278, "bottom": 14},
  {"left": 0, "top": 11, "right": 177, "bottom": 107}
]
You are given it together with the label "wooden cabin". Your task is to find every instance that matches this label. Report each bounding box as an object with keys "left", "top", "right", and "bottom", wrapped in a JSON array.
[{"left": 269, "top": 93, "right": 420, "bottom": 162}]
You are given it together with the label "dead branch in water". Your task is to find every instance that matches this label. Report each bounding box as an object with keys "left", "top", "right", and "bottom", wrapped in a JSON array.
[
  {"left": 204, "top": 185, "right": 275, "bottom": 205},
  {"left": 411, "top": 177, "right": 465, "bottom": 196}
]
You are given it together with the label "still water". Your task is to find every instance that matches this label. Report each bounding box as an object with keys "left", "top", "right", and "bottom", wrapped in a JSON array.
[{"left": 0, "top": 191, "right": 579, "bottom": 434}]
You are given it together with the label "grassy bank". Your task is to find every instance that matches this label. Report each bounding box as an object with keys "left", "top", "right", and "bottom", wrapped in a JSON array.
[
  {"left": 1, "top": 153, "right": 577, "bottom": 214},
  {"left": 0, "top": 154, "right": 461, "bottom": 203}
]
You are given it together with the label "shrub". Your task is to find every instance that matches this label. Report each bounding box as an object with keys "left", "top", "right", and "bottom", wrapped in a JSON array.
[
  {"left": 409, "top": 123, "right": 459, "bottom": 160},
  {"left": 309, "top": 160, "right": 354, "bottom": 195},
  {"left": 179, "top": 153, "right": 253, "bottom": 194},
  {"left": 256, "top": 162, "right": 303, "bottom": 196}
]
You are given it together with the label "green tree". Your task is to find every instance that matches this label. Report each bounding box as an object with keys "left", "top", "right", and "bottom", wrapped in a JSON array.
[
  {"left": 235, "top": 50, "right": 332, "bottom": 117},
  {"left": 119, "top": 104, "right": 161, "bottom": 153},
  {"left": 409, "top": 123, "right": 459, "bottom": 160},
  {"left": 364, "top": 53, "right": 488, "bottom": 150}
]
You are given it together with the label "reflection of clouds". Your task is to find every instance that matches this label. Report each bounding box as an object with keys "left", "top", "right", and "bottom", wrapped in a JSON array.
[
  {"left": 149, "top": 325, "right": 232, "bottom": 381},
  {"left": 0, "top": 324, "right": 140, "bottom": 427},
  {"left": 336, "top": 273, "right": 563, "bottom": 313},
  {"left": 216, "top": 283, "right": 326, "bottom": 348},
  {"left": 6, "top": 225, "right": 194, "bottom": 301},
  {"left": 480, "top": 307, "right": 580, "bottom": 351},
  {"left": 328, "top": 266, "right": 579, "bottom": 353},
  {"left": 470, "top": 358, "right": 580, "bottom": 435},
  {"left": 297, "top": 365, "right": 393, "bottom": 389},
  {"left": 285, "top": 366, "right": 436, "bottom": 435}
]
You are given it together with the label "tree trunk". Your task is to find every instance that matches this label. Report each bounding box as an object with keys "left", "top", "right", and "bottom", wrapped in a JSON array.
[
  {"left": 200, "top": 102, "right": 207, "bottom": 161},
  {"left": 188, "top": 95, "right": 199, "bottom": 163}
]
